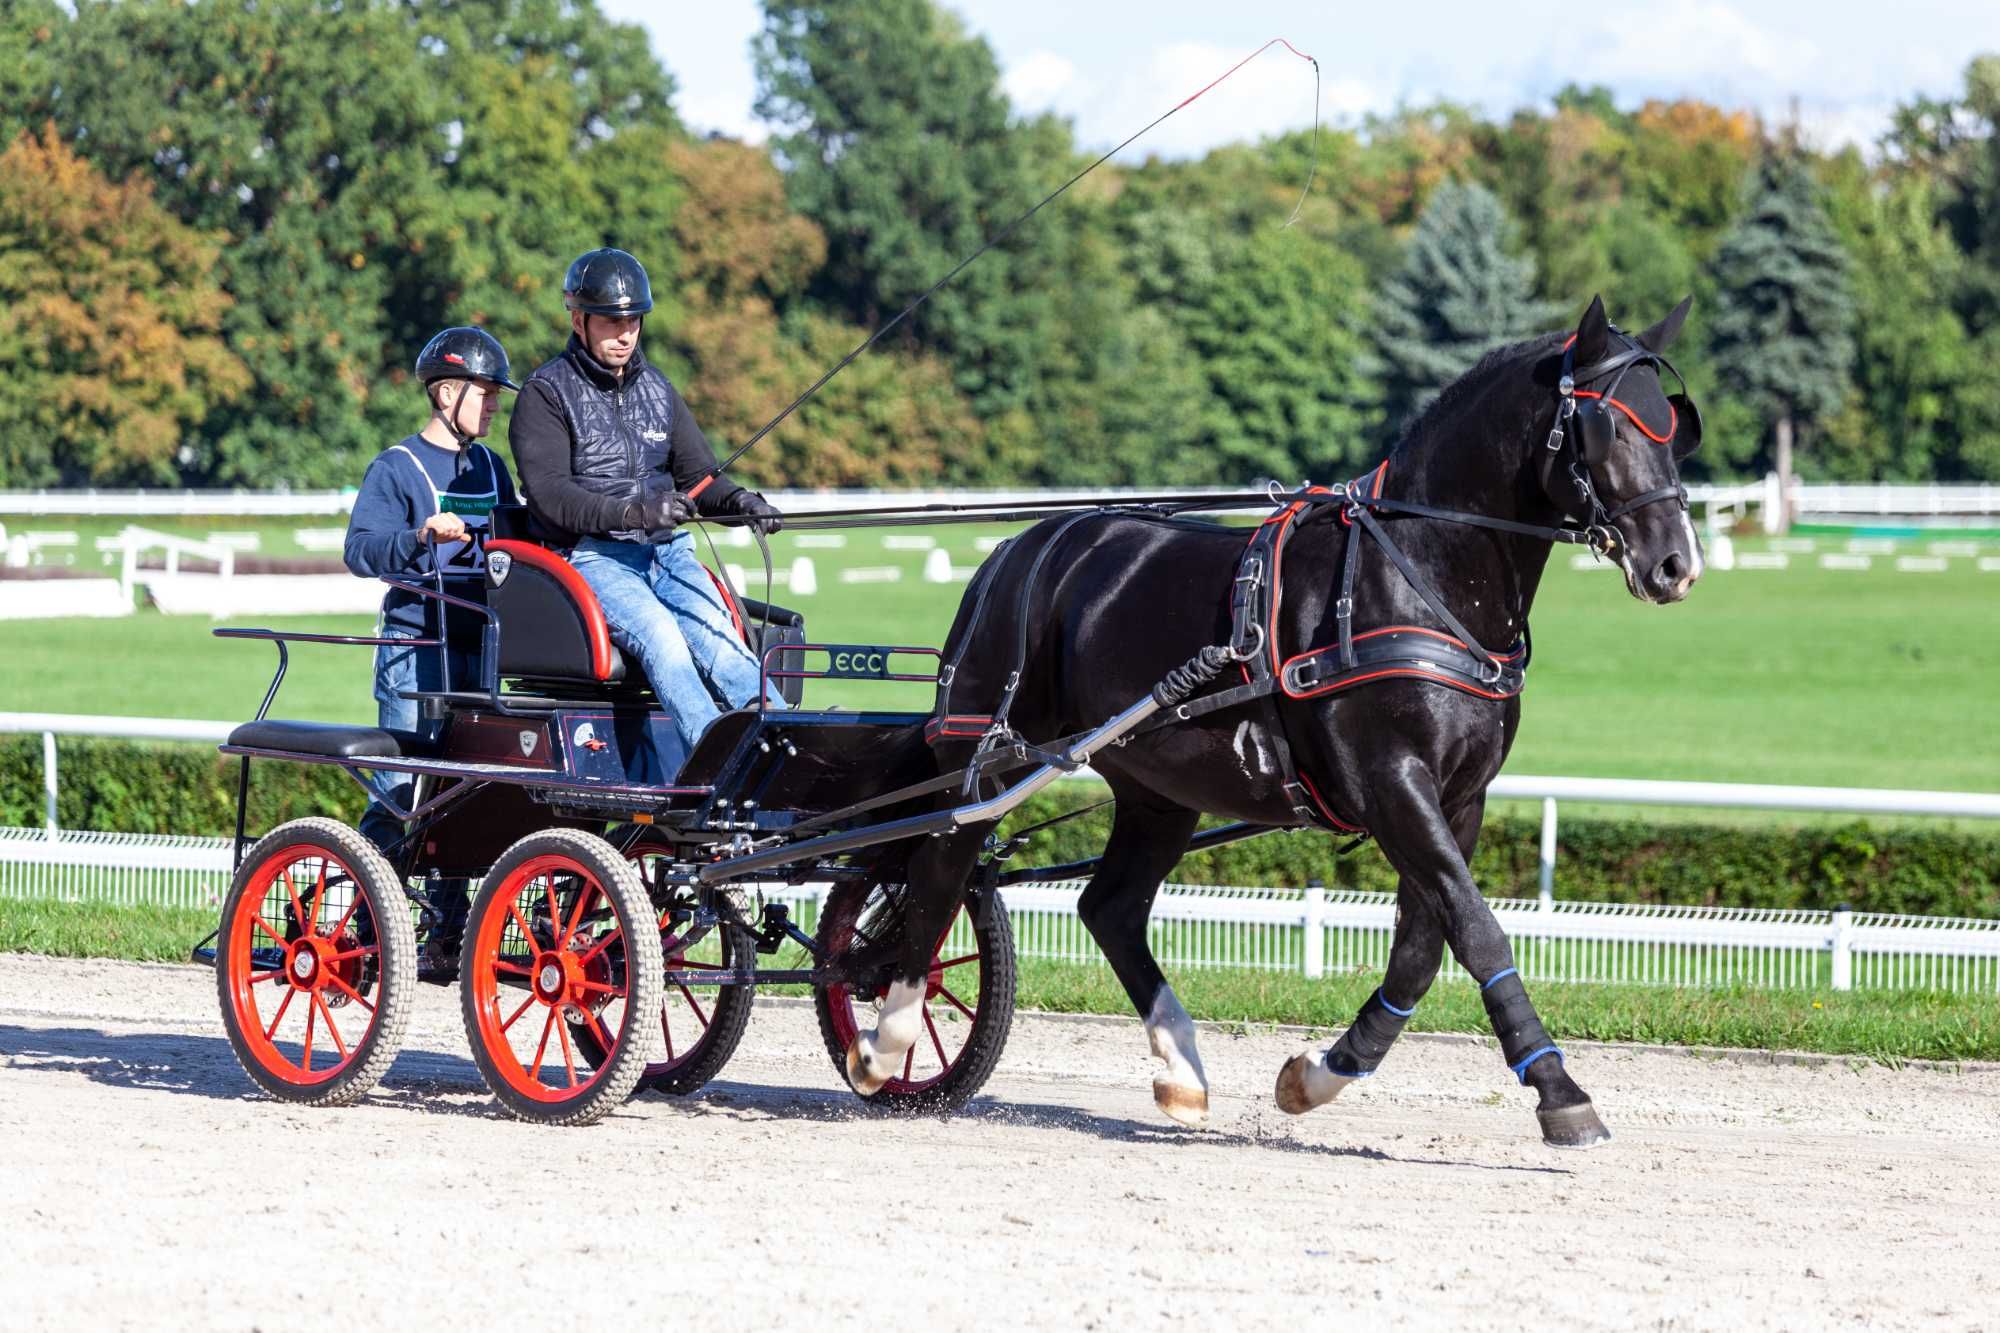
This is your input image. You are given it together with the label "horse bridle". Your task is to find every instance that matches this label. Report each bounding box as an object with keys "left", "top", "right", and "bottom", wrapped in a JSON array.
[{"left": 1541, "top": 328, "right": 1702, "bottom": 554}]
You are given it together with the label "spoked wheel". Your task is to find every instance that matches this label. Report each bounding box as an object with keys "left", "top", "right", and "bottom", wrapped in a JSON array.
[
  {"left": 813, "top": 880, "right": 1016, "bottom": 1115},
  {"left": 573, "top": 831, "right": 754, "bottom": 1097},
  {"left": 459, "top": 829, "right": 663, "bottom": 1126},
  {"left": 215, "top": 818, "right": 415, "bottom": 1106}
]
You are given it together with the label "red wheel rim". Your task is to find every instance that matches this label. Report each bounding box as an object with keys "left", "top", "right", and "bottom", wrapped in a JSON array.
[
  {"left": 624, "top": 843, "right": 733, "bottom": 1079},
  {"left": 468, "top": 853, "right": 637, "bottom": 1103},
  {"left": 824, "top": 895, "right": 983, "bottom": 1094},
  {"left": 224, "top": 844, "right": 383, "bottom": 1087}
]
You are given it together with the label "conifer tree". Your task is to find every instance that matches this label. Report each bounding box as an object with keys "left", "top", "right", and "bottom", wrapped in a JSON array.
[
  {"left": 1707, "top": 154, "right": 1855, "bottom": 518},
  {"left": 1371, "top": 181, "right": 1557, "bottom": 432}
]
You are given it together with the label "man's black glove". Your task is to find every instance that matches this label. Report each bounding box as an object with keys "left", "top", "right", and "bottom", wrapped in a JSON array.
[
  {"left": 731, "top": 489, "right": 784, "bottom": 536},
  {"left": 625, "top": 489, "right": 693, "bottom": 542}
]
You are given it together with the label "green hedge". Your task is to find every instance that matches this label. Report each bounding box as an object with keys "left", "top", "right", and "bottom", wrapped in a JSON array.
[{"left": 5, "top": 738, "right": 1997, "bottom": 918}]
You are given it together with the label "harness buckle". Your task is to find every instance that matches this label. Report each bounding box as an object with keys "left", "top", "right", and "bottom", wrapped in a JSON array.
[
  {"left": 1544, "top": 425, "right": 1565, "bottom": 452},
  {"left": 1334, "top": 596, "right": 1354, "bottom": 622}
]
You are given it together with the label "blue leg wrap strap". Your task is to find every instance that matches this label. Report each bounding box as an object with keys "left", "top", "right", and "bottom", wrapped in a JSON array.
[
  {"left": 1377, "top": 988, "right": 1416, "bottom": 1018},
  {"left": 1509, "top": 1044, "right": 1563, "bottom": 1084},
  {"left": 1481, "top": 967, "right": 1518, "bottom": 991}
]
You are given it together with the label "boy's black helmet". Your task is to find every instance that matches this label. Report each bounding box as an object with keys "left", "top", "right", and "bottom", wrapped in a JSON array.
[
  {"left": 414, "top": 327, "right": 520, "bottom": 391},
  {"left": 563, "top": 248, "right": 653, "bottom": 317}
]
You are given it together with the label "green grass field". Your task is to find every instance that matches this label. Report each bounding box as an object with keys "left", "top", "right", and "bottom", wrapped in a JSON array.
[
  {"left": 4, "top": 898, "right": 1991, "bottom": 1062},
  {"left": 4, "top": 521, "right": 1995, "bottom": 792}
]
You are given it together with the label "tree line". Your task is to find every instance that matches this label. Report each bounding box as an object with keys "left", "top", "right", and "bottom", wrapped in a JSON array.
[{"left": 2, "top": 0, "right": 1996, "bottom": 491}]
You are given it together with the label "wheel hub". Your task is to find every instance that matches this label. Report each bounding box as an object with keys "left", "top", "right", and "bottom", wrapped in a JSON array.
[{"left": 286, "top": 936, "right": 334, "bottom": 989}]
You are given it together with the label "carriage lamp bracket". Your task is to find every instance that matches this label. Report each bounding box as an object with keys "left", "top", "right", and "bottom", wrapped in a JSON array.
[{"left": 750, "top": 901, "right": 819, "bottom": 957}]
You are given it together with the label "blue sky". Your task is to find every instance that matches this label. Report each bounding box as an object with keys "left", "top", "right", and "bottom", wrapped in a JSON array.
[{"left": 605, "top": 0, "right": 2000, "bottom": 157}]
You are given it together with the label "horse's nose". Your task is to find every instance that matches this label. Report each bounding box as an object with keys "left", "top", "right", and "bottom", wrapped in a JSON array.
[{"left": 1651, "top": 550, "right": 1692, "bottom": 601}]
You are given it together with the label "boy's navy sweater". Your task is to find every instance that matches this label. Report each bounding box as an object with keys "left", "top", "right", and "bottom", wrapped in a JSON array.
[{"left": 344, "top": 435, "right": 518, "bottom": 637}]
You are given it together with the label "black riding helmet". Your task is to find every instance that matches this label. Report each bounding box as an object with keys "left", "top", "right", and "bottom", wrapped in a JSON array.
[
  {"left": 414, "top": 326, "right": 521, "bottom": 392},
  {"left": 563, "top": 247, "right": 653, "bottom": 317}
]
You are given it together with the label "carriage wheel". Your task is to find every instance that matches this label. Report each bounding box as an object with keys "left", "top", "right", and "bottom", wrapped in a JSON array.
[
  {"left": 812, "top": 880, "right": 1016, "bottom": 1115},
  {"left": 215, "top": 818, "right": 416, "bottom": 1107},
  {"left": 459, "top": 829, "right": 663, "bottom": 1126},
  {"left": 569, "top": 832, "right": 755, "bottom": 1098}
]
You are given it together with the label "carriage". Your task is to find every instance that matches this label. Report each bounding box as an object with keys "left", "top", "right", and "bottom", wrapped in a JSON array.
[{"left": 198, "top": 503, "right": 1238, "bottom": 1126}]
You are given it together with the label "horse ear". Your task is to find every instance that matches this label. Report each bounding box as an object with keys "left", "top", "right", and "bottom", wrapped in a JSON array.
[
  {"left": 1637, "top": 295, "right": 1694, "bottom": 354},
  {"left": 1573, "top": 295, "right": 1611, "bottom": 365}
]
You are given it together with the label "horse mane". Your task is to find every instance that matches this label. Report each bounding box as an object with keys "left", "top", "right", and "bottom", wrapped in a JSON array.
[{"left": 1385, "top": 330, "right": 1567, "bottom": 466}]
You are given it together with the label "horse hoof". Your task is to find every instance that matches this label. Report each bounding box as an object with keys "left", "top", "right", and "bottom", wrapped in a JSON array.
[
  {"left": 1153, "top": 1077, "right": 1210, "bottom": 1128},
  {"left": 1275, "top": 1052, "right": 1357, "bottom": 1115},
  {"left": 845, "top": 1040, "right": 889, "bottom": 1098},
  {"left": 1274, "top": 1054, "right": 1318, "bottom": 1115},
  {"left": 1539, "top": 1101, "right": 1611, "bottom": 1149}
]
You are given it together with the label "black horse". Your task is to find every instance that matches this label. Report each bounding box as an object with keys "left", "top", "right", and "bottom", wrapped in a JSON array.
[{"left": 844, "top": 295, "right": 1704, "bottom": 1147}]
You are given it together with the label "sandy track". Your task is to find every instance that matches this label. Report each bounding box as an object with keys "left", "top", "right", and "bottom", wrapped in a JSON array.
[{"left": 2, "top": 955, "right": 1996, "bottom": 1332}]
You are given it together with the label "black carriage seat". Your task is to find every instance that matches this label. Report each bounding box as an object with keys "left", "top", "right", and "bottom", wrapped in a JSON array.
[
  {"left": 225, "top": 719, "right": 441, "bottom": 760},
  {"left": 484, "top": 519, "right": 807, "bottom": 706}
]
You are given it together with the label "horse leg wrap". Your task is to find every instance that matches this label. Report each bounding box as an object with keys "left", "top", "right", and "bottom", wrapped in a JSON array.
[
  {"left": 1327, "top": 988, "right": 1414, "bottom": 1077},
  {"left": 1479, "top": 969, "right": 1561, "bottom": 1084}
]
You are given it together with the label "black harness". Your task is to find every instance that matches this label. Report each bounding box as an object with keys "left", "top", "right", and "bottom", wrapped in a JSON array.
[{"left": 926, "top": 333, "right": 1703, "bottom": 840}]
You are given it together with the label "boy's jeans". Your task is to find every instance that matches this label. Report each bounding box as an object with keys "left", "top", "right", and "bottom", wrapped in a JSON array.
[
  {"left": 570, "top": 532, "right": 780, "bottom": 770},
  {"left": 358, "top": 627, "right": 475, "bottom": 951}
]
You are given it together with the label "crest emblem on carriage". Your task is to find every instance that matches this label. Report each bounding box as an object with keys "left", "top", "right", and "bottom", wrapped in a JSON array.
[
  {"left": 488, "top": 550, "right": 512, "bottom": 585},
  {"left": 518, "top": 730, "right": 537, "bottom": 757}
]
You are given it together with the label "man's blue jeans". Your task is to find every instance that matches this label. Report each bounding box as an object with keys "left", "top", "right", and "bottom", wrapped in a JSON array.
[{"left": 570, "top": 533, "right": 776, "bottom": 765}]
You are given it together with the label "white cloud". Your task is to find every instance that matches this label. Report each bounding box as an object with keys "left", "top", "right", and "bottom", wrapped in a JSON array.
[{"left": 1004, "top": 51, "right": 1083, "bottom": 109}]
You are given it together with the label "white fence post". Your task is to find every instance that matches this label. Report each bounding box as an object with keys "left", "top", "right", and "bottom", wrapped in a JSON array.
[
  {"left": 1538, "top": 797, "right": 1558, "bottom": 909},
  {"left": 1302, "top": 879, "right": 1325, "bottom": 980},
  {"left": 1830, "top": 905, "right": 1854, "bottom": 991},
  {"left": 42, "top": 730, "right": 58, "bottom": 841}
]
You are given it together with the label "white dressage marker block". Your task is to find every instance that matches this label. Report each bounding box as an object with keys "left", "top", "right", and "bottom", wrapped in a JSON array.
[
  {"left": 1706, "top": 532, "right": 1736, "bottom": 570},
  {"left": 1929, "top": 541, "right": 1980, "bottom": 558},
  {"left": 725, "top": 563, "right": 749, "bottom": 592},
  {"left": 0, "top": 578, "right": 131, "bottom": 619},
  {"left": 794, "top": 534, "right": 847, "bottom": 549},
  {"left": 1846, "top": 538, "right": 1896, "bottom": 554},
  {"left": 882, "top": 534, "right": 936, "bottom": 551},
  {"left": 789, "top": 556, "right": 818, "bottom": 596},
  {"left": 1770, "top": 538, "right": 1816, "bottom": 553},
  {"left": 975, "top": 536, "right": 1006, "bottom": 552},
  {"left": 1818, "top": 554, "right": 1872, "bottom": 571},
  {"left": 1978, "top": 557, "right": 2000, "bottom": 573},
  {"left": 205, "top": 532, "right": 263, "bottom": 552},
  {"left": 723, "top": 525, "right": 753, "bottom": 548},
  {"left": 294, "top": 527, "right": 347, "bottom": 553},
  {"left": 1735, "top": 553, "right": 1790, "bottom": 570},
  {"left": 923, "top": 548, "right": 955, "bottom": 583},
  {"left": 1567, "top": 553, "right": 1611, "bottom": 570},
  {"left": 839, "top": 566, "right": 903, "bottom": 584},
  {"left": 1895, "top": 556, "right": 1948, "bottom": 573}
]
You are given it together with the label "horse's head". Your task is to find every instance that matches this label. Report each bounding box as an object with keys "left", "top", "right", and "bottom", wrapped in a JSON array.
[{"left": 1543, "top": 295, "right": 1705, "bottom": 604}]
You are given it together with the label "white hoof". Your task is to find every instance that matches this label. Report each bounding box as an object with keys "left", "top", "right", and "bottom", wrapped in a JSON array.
[
  {"left": 1274, "top": 1051, "right": 1360, "bottom": 1115},
  {"left": 1153, "top": 1076, "right": 1210, "bottom": 1128},
  {"left": 845, "top": 1037, "right": 892, "bottom": 1097}
]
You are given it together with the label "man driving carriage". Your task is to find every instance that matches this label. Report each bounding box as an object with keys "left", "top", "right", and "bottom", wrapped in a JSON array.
[{"left": 508, "top": 247, "right": 786, "bottom": 773}]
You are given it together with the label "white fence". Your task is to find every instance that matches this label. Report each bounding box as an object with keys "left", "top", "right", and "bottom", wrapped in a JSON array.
[{"left": 4, "top": 834, "right": 1996, "bottom": 994}]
